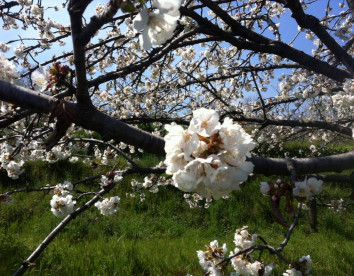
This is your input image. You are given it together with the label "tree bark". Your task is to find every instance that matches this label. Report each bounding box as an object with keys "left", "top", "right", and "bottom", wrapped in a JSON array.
[{"left": 1, "top": 81, "right": 354, "bottom": 176}]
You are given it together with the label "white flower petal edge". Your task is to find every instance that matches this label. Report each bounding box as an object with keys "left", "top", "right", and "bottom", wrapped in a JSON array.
[
  {"left": 152, "top": 0, "right": 182, "bottom": 16},
  {"left": 132, "top": 8, "right": 149, "bottom": 33}
]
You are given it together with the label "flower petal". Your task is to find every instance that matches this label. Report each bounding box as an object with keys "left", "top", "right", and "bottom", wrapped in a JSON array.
[
  {"left": 140, "top": 28, "right": 153, "bottom": 51},
  {"left": 132, "top": 8, "right": 149, "bottom": 33}
]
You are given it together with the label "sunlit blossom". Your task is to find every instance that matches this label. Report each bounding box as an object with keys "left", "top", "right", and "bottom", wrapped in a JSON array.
[
  {"left": 132, "top": 0, "right": 182, "bottom": 50},
  {"left": 165, "top": 108, "right": 255, "bottom": 199},
  {"left": 94, "top": 196, "right": 120, "bottom": 215}
]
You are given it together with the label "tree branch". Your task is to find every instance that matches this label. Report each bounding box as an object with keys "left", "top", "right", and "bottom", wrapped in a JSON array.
[
  {"left": 285, "top": 0, "right": 354, "bottom": 75},
  {"left": 181, "top": 5, "right": 351, "bottom": 82},
  {"left": 68, "top": 0, "right": 93, "bottom": 105},
  {"left": 12, "top": 166, "right": 165, "bottom": 276},
  {"left": 0, "top": 81, "right": 165, "bottom": 154},
  {"left": 1, "top": 81, "right": 353, "bottom": 174},
  {"left": 79, "top": 0, "right": 123, "bottom": 45},
  {"left": 0, "top": 1, "right": 18, "bottom": 11}
]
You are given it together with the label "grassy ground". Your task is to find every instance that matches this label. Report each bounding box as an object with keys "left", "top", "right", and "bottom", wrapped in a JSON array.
[{"left": 0, "top": 154, "right": 353, "bottom": 275}]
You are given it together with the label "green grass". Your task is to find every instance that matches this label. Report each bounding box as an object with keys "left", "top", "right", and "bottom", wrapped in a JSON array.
[{"left": 0, "top": 155, "right": 353, "bottom": 275}]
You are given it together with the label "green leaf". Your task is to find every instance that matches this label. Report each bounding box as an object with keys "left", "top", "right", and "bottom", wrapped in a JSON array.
[
  {"left": 121, "top": 0, "right": 136, "bottom": 13},
  {"left": 137, "top": 0, "right": 148, "bottom": 9}
]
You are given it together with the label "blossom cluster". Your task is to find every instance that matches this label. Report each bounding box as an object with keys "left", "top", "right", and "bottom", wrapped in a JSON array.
[
  {"left": 50, "top": 194, "right": 76, "bottom": 217},
  {"left": 260, "top": 177, "right": 323, "bottom": 203},
  {"left": 164, "top": 108, "right": 256, "bottom": 199},
  {"left": 197, "top": 240, "right": 228, "bottom": 276},
  {"left": 0, "top": 130, "right": 76, "bottom": 180},
  {"left": 196, "top": 226, "right": 273, "bottom": 276},
  {"left": 0, "top": 159, "right": 24, "bottom": 179},
  {"left": 331, "top": 79, "right": 354, "bottom": 118},
  {"left": 46, "top": 145, "right": 71, "bottom": 163},
  {"left": 293, "top": 178, "right": 323, "bottom": 200},
  {"left": 329, "top": 198, "right": 345, "bottom": 213},
  {"left": 94, "top": 196, "right": 120, "bottom": 216},
  {"left": 125, "top": 174, "right": 172, "bottom": 201},
  {"left": 183, "top": 193, "right": 213, "bottom": 209},
  {"left": 0, "top": 138, "right": 25, "bottom": 179},
  {"left": 196, "top": 227, "right": 314, "bottom": 276},
  {"left": 0, "top": 54, "right": 19, "bottom": 82},
  {"left": 230, "top": 226, "right": 274, "bottom": 276},
  {"left": 50, "top": 181, "right": 76, "bottom": 217},
  {"left": 99, "top": 171, "right": 123, "bottom": 189},
  {"left": 283, "top": 255, "right": 312, "bottom": 276}
]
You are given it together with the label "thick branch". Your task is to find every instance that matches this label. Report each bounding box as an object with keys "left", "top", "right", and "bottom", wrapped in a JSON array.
[
  {"left": 79, "top": 0, "right": 123, "bottom": 45},
  {"left": 73, "top": 105, "right": 165, "bottom": 154},
  {"left": 347, "top": 0, "right": 354, "bottom": 18},
  {"left": 0, "top": 81, "right": 55, "bottom": 112},
  {"left": 1, "top": 81, "right": 353, "bottom": 174},
  {"left": 0, "top": 0, "right": 18, "bottom": 11},
  {"left": 68, "top": 0, "right": 92, "bottom": 105},
  {"left": 0, "top": 81, "right": 165, "bottom": 154},
  {"left": 250, "top": 150, "right": 354, "bottom": 176},
  {"left": 0, "top": 88, "right": 73, "bottom": 129},
  {"left": 181, "top": 6, "right": 351, "bottom": 82},
  {"left": 285, "top": 0, "right": 354, "bottom": 75}
]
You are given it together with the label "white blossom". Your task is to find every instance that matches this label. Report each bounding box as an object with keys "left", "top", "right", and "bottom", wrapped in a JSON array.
[
  {"left": 50, "top": 194, "right": 76, "bottom": 217},
  {"left": 54, "top": 181, "right": 73, "bottom": 196},
  {"left": 0, "top": 42, "right": 11, "bottom": 53},
  {"left": 189, "top": 108, "right": 220, "bottom": 137},
  {"left": 1, "top": 160, "right": 24, "bottom": 179},
  {"left": 306, "top": 177, "right": 323, "bottom": 195},
  {"left": 293, "top": 178, "right": 323, "bottom": 199},
  {"left": 31, "top": 67, "right": 48, "bottom": 91},
  {"left": 0, "top": 54, "right": 19, "bottom": 81},
  {"left": 197, "top": 240, "right": 227, "bottom": 276},
  {"left": 164, "top": 108, "right": 255, "bottom": 199},
  {"left": 132, "top": 0, "right": 182, "bottom": 50},
  {"left": 260, "top": 182, "right": 270, "bottom": 195},
  {"left": 94, "top": 196, "right": 120, "bottom": 215},
  {"left": 30, "top": 4, "right": 43, "bottom": 15},
  {"left": 69, "top": 156, "right": 79, "bottom": 163},
  {"left": 293, "top": 181, "right": 311, "bottom": 199},
  {"left": 13, "top": 44, "right": 26, "bottom": 58}
]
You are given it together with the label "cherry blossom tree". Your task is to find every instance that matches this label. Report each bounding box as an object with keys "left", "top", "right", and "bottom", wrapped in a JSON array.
[{"left": 0, "top": 0, "right": 353, "bottom": 275}]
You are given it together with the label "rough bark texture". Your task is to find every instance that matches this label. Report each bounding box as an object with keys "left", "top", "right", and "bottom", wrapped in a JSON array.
[
  {"left": 0, "top": 81, "right": 56, "bottom": 112},
  {"left": 1, "top": 81, "right": 354, "bottom": 177},
  {"left": 347, "top": 0, "right": 354, "bottom": 18}
]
